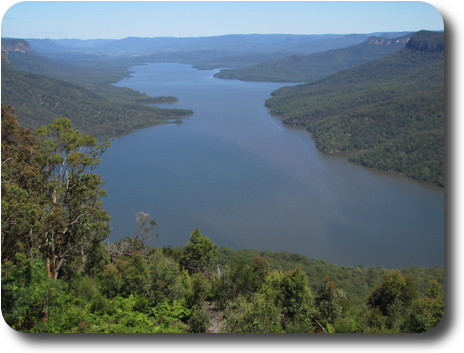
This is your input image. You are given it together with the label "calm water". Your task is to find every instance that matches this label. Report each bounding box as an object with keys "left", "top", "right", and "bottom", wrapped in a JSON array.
[{"left": 97, "top": 63, "right": 444, "bottom": 268}]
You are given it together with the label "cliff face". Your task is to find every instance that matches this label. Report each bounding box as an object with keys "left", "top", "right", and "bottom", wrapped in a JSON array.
[
  {"left": 405, "top": 30, "right": 444, "bottom": 53},
  {"left": 367, "top": 36, "right": 410, "bottom": 45},
  {"left": 1, "top": 38, "right": 31, "bottom": 53},
  {"left": 1, "top": 50, "right": 10, "bottom": 64}
]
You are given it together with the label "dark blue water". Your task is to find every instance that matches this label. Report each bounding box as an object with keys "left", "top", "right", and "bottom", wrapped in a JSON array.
[{"left": 97, "top": 63, "right": 444, "bottom": 268}]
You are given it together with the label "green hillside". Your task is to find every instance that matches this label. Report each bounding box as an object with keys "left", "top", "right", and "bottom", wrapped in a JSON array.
[
  {"left": 3, "top": 43, "right": 189, "bottom": 107},
  {"left": 1, "top": 57, "right": 192, "bottom": 138},
  {"left": 265, "top": 31, "right": 444, "bottom": 186},
  {"left": 1, "top": 76, "right": 444, "bottom": 334},
  {"left": 215, "top": 35, "right": 409, "bottom": 82}
]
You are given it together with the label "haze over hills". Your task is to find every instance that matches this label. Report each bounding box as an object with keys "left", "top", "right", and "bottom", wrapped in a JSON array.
[
  {"left": 214, "top": 35, "right": 411, "bottom": 82},
  {"left": 27, "top": 32, "right": 411, "bottom": 56},
  {"left": 22, "top": 32, "right": 412, "bottom": 71},
  {"left": 265, "top": 30, "right": 444, "bottom": 186},
  {"left": 1, "top": 39, "right": 192, "bottom": 138}
]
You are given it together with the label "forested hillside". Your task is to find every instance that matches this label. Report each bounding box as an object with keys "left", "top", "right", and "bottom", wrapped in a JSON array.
[
  {"left": 1, "top": 42, "right": 192, "bottom": 138},
  {"left": 265, "top": 31, "right": 444, "bottom": 186},
  {"left": 1, "top": 108, "right": 444, "bottom": 333},
  {"left": 214, "top": 35, "right": 409, "bottom": 82},
  {"left": 1, "top": 63, "right": 191, "bottom": 138}
]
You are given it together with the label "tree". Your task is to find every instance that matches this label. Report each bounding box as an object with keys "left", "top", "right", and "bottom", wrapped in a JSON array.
[
  {"left": 179, "top": 229, "right": 217, "bottom": 275},
  {"left": 262, "top": 268, "right": 316, "bottom": 331},
  {"left": 1, "top": 106, "right": 46, "bottom": 262},
  {"left": 1, "top": 253, "right": 65, "bottom": 331},
  {"left": 2, "top": 110, "right": 111, "bottom": 278},
  {"left": 187, "top": 272, "right": 210, "bottom": 308},
  {"left": 223, "top": 293, "right": 283, "bottom": 333},
  {"left": 106, "top": 211, "right": 158, "bottom": 260},
  {"left": 403, "top": 280, "right": 444, "bottom": 332},
  {"left": 367, "top": 270, "right": 416, "bottom": 329},
  {"left": 35, "top": 118, "right": 111, "bottom": 279},
  {"left": 315, "top": 276, "right": 343, "bottom": 326},
  {"left": 212, "top": 255, "right": 269, "bottom": 307}
]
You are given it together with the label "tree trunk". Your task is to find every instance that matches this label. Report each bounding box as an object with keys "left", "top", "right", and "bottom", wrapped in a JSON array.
[{"left": 46, "top": 257, "right": 52, "bottom": 278}]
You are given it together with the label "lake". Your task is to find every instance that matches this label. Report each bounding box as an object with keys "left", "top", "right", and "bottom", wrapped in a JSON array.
[{"left": 97, "top": 63, "right": 444, "bottom": 268}]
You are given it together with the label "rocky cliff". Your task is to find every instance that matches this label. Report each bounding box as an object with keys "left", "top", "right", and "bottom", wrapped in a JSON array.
[
  {"left": 368, "top": 36, "right": 410, "bottom": 45},
  {"left": 1, "top": 38, "right": 32, "bottom": 53}
]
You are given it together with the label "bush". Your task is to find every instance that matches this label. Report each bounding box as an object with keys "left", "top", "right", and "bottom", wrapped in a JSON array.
[{"left": 188, "top": 306, "right": 212, "bottom": 333}]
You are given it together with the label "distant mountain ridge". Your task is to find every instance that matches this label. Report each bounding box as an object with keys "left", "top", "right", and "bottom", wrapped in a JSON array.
[
  {"left": 5, "top": 32, "right": 412, "bottom": 74},
  {"left": 214, "top": 34, "right": 411, "bottom": 82},
  {"left": 26, "top": 32, "right": 411, "bottom": 57}
]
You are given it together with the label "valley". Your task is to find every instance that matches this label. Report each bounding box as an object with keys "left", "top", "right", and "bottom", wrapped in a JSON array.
[{"left": 1, "top": 26, "right": 445, "bottom": 334}]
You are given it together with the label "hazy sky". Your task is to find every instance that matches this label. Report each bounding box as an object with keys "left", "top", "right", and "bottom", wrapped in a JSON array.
[{"left": 1, "top": 1, "right": 444, "bottom": 39}]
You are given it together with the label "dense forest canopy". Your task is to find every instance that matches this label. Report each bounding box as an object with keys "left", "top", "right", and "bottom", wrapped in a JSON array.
[
  {"left": 214, "top": 34, "right": 410, "bottom": 82},
  {"left": 265, "top": 31, "right": 444, "bottom": 186}
]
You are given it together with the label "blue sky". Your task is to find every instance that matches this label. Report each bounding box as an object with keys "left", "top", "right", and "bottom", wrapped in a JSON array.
[{"left": 1, "top": 1, "right": 444, "bottom": 39}]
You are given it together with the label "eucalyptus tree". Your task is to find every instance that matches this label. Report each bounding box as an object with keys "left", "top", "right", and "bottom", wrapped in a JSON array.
[{"left": 35, "top": 118, "right": 111, "bottom": 279}]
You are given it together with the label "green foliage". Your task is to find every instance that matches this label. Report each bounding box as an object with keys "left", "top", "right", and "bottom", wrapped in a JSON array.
[
  {"left": 333, "top": 315, "right": 364, "bottom": 333},
  {"left": 223, "top": 268, "right": 316, "bottom": 333},
  {"left": 1, "top": 106, "right": 45, "bottom": 261},
  {"left": 188, "top": 305, "right": 212, "bottom": 333},
  {"left": 1, "top": 254, "right": 64, "bottom": 332},
  {"left": 147, "top": 250, "right": 187, "bottom": 305},
  {"left": 79, "top": 296, "right": 189, "bottom": 333},
  {"left": 137, "top": 96, "right": 178, "bottom": 104},
  {"left": 1, "top": 60, "right": 192, "bottom": 138},
  {"left": 211, "top": 256, "right": 269, "bottom": 308},
  {"left": 216, "top": 247, "right": 444, "bottom": 308},
  {"left": 367, "top": 270, "right": 416, "bottom": 330},
  {"left": 179, "top": 229, "right": 218, "bottom": 274},
  {"left": 351, "top": 129, "right": 444, "bottom": 186},
  {"left": 402, "top": 280, "right": 444, "bottom": 332},
  {"left": 97, "top": 261, "right": 125, "bottom": 298},
  {"left": 97, "top": 249, "right": 187, "bottom": 305},
  {"left": 1, "top": 240, "right": 445, "bottom": 333},
  {"left": 223, "top": 293, "right": 283, "bottom": 333},
  {"left": 315, "top": 276, "right": 344, "bottom": 326},
  {"left": 1, "top": 112, "right": 445, "bottom": 333},
  {"left": 263, "top": 269, "right": 315, "bottom": 325},
  {"left": 1, "top": 110, "right": 111, "bottom": 279},
  {"left": 368, "top": 270, "right": 416, "bottom": 316},
  {"left": 187, "top": 272, "right": 211, "bottom": 308},
  {"left": 265, "top": 31, "right": 444, "bottom": 186},
  {"left": 34, "top": 118, "right": 111, "bottom": 279}
]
